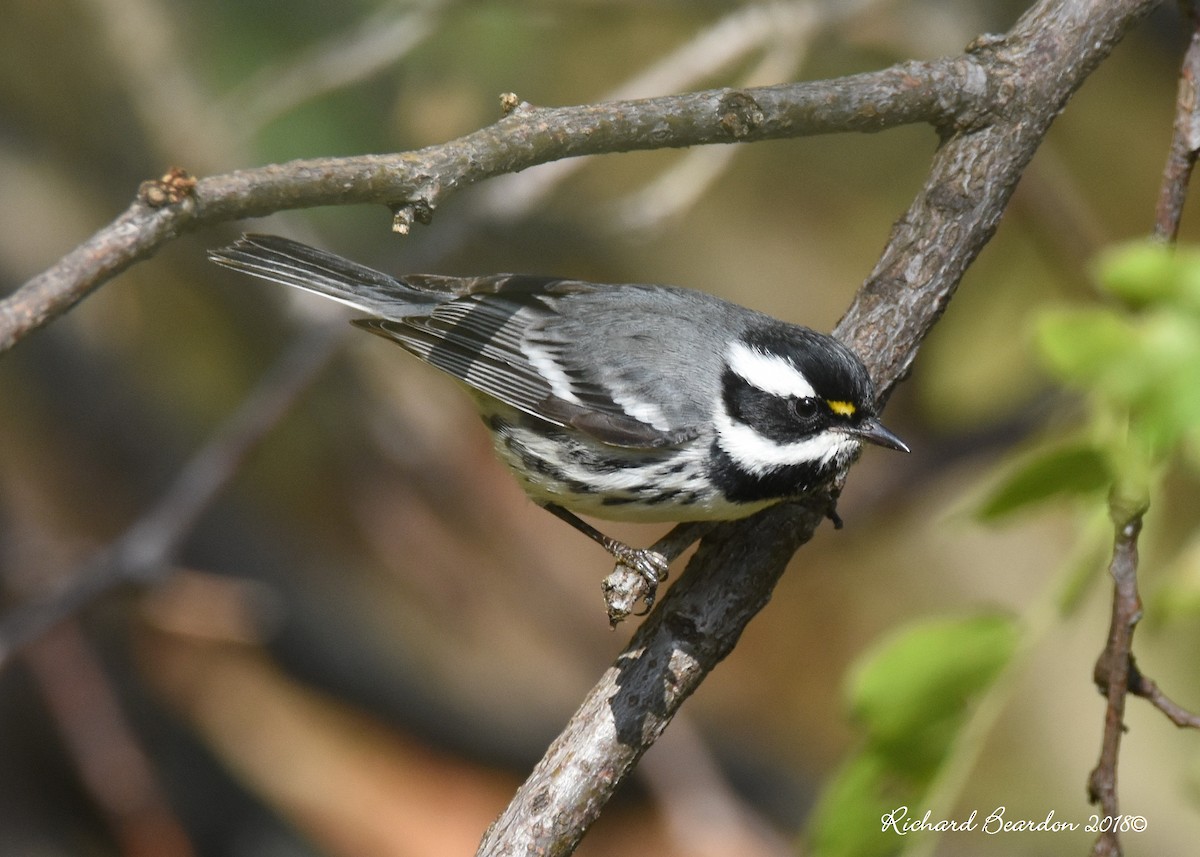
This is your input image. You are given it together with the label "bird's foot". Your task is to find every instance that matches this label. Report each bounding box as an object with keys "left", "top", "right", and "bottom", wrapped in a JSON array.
[{"left": 601, "top": 545, "right": 669, "bottom": 627}]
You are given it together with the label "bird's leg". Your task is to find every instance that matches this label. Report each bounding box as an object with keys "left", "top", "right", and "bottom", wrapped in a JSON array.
[
  {"left": 601, "top": 521, "right": 717, "bottom": 623},
  {"left": 541, "top": 504, "right": 669, "bottom": 585},
  {"left": 823, "top": 485, "right": 845, "bottom": 530}
]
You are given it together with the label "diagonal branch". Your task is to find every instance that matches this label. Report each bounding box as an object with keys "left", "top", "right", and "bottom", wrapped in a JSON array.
[{"left": 475, "top": 0, "right": 1161, "bottom": 854}]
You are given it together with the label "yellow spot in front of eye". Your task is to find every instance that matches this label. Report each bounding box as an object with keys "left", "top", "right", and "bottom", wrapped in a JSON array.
[{"left": 827, "top": 400, "right": 856, "bottom": 417}]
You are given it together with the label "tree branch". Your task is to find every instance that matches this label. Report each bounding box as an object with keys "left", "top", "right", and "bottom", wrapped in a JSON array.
[
  {"left": 476, "top": 0, "right": 1161, "bottom": 854},
  {"left": 1, "top": 60, "right": 977, "bottom": 355}
]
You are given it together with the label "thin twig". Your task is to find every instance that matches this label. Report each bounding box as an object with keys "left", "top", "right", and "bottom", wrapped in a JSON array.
[
  {"left": 1154, "top": 0, "right": 1200, "bottom": 240},
  {"left": 600, "top": 522, "right": 716, "bottom": 624},
  {"left": 1127, "top": 659, "right": 1200, "bottom": 727},
  {"left": 1087, "top": 514, "right": 1144, "bottom": 857},
  {"left": 1083, "top": 17, "right": 1200, "bottom": 852},
  {"left": 1085, "top": 13, "right": 1200, "bottom": 851},
  {"left": 0, "top": 323, "right": 341, "bottom": 666}
]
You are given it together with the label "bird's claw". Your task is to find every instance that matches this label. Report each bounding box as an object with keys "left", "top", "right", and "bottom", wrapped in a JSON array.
[
  {"left": 614, "top": 545, "right": 669, "bottom": 586},
  {"left": 602, "top": 546, "right": 670, "bottom": 626}
]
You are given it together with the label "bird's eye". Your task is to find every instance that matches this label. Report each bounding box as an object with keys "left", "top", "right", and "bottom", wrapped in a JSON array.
[{"left": 790, "top": 398, "right": 819, "bottom": 421}]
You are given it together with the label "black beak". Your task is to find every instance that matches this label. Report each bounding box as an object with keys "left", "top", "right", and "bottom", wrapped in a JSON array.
[{"left": 853, "top": 418, "right": 910, "bottom": 453}]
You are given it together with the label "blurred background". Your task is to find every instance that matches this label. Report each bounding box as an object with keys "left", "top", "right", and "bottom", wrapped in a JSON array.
[{"left": 2, "top": 1, "right": 1199, "bottom": 855}]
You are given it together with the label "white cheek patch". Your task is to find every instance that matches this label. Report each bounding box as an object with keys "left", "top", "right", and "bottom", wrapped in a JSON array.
[
  {"left": 728, "top": 341, "right": 816, "bottom": 399},
  {"left": 715, "top": 411, "right": 858, "bottom": 476}
]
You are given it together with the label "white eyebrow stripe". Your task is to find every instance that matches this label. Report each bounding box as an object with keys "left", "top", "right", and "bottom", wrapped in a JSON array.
[{"left": 727, "top": 341, "right": 816, "bottom": 399}]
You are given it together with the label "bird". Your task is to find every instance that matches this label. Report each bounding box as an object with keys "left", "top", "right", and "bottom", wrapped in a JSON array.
[{"left": 209, "top": 234, "right": 908, "bottom": 604}]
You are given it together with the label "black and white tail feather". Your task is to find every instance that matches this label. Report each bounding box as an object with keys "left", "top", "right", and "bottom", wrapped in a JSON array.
[{"left": 210, "top": 234, "right": 908, "bottom": 610}]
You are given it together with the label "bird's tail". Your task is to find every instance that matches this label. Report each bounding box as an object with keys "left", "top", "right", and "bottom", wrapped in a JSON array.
[{"left": 208, "top": 233, "right": 438, "bottom": 319}]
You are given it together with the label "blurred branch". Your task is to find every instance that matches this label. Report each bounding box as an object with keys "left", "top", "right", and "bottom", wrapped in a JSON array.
[
  {"left": 612, "top": 26, "right": 813, "bottom": 232},
  {"left": 24, "top": 620, "right": 197, "bottom": 857},
  {"left": 1010, "top": 148, "right": 1110, "bottom": 289},
  {"left": 0, "top": 323, "right": 340, "bottom": 667},
  {"left": 636, "top": 713, "right": 794, "bottom": 857},
  {"left": 218, "top": 3, "right": 440, "bottom": 140},
  {"left": 480, "top": 0, "right": 867, "bottom": 223},
  {"left": 80, "top": 0, "right": 236, "bottom": 170},
  {"left": 2, "top": 60, "right": 979, "bottom": 355},
  {"left": 476, "top": 0, "right": 1162, "bottom": 854}
]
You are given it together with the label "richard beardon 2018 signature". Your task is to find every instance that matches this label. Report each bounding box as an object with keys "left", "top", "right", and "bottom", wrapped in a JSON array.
[{"left": 881, "top": 806, "right": 1147, "bottom": 835}]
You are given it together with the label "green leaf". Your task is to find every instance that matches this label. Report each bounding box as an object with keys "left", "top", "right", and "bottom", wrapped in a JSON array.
[
  {"left": 1036, "top": 308, "right": 1136, "bottom": 388},
  {"left": 846, "top": 614, "right": 1019, "bottom": 775},
  {"left": 807, "top": 616, "right": 1019, "bottom": 857},
  {"left": 1096, "top": 241, "right": 1200, "bottom": 313},
  {"left": 1037, "top": 305, "right": 1200, "bottom": 457},
  {"left": 1127, "top": 312, "right": 1200, "bottom": 453},
  {"left": 977, "top": 443, "right": 1110, "bottom": 520},
  {"left": 806, "top": 752, "right": 900, "bottom": 857},
  {"left": 1097, "top": 241, "right": 1178, "bottom": 306}
]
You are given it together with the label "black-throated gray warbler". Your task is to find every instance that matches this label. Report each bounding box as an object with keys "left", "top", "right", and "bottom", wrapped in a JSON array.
[{"left": 210, "top": 235, "right": 908, "bottom": 593}]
